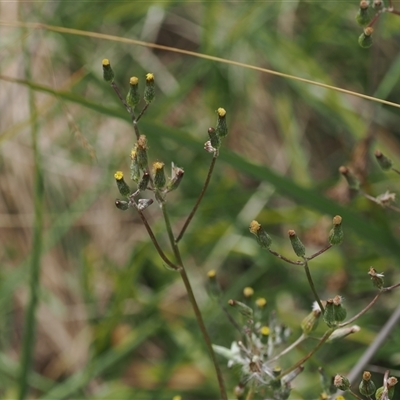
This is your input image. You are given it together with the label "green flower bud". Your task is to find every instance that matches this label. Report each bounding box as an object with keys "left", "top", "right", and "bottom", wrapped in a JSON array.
[
  {"left": 228, "top": 299, "right": 253, "bottom": 319},
  {"left": 208, "top": 127, "right": 221, "bottom": 150},
  {"left": 334, "top": 375, "right": 350, "bottom": 391},
  {"left": 288, "top": 230, "right": 306, "bottom": 258},
  {"left": 144, "top": 73, "right": 155, "bottom": 104},
  {"left": 249, "top": 220, "right": 272, "bottom": 249},
  {"left": 115, "top": 199, "right": 129, "bottom": 210},
  {"left": 272, "top": 366, "right": 283, "bottom": 387},
  {"left": 301, "top": 309, "right": 321, "bottom": 335},
  {"left": 153, "top": 161, "right": 166, "bottom": 189},
  {"left": 323, "top": 296, "right": 347, "bottom": 327},
  {"left": 138, "top": 172, "right": 150, "bottom": 191},
  {"left": 339, "top": 166, "right": 360, "bottom": 190},
  {"left": 126, "top": 76, "right": 140, "bottom": 108},
  {"left": 102, "top": 59, "right": 115, "bottom": 82},
  {"left": 130, "top": 149, "right": 140, "bottom": 182},
  {"left": 167, "top": 164, "right": 184, "bottom": 192},
  {"left": 356, "top": 0, "right": 372, "bottom": 26},
  {"left": 328, "top": 215, "right": 343, "bottom": 245},
  {"left": 136, "top": 135, "right": 148, "bottom": 170},
  {"left": 333, "top": 295, "right": 347, "bottom": 321},
  {"left": 359, "top": 371, "right": 376, "bottom": 397},
  {"left": 215, "top": 107, "right": 228, "bottom": 138},
  {"left": 323, "top": 299, "right": 336, "bottom": 327},
  {"left": 114, "top": 171, "right": 131, "bottom": 197},
  {"left": 358, "top": 27, "right": 373, "bottom": 49},
  {"left": 368, "top": 267, "right": 384, "bottom": 290},
  {"left": 374, "top": 150, "right": 393, "bottom": 171}
]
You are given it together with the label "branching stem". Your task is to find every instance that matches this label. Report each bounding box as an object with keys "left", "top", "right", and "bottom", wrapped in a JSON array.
[{"left": 176, "top": 153, "right": 218, "bottom": 243}]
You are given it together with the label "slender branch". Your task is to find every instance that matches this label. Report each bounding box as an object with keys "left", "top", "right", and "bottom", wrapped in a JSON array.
[
  {"left": 306, "top": 244, "right": 332, "bottom": 261},
  {"left": 161, "top": 201, "right": 228, "bottom": 400},
  {"left": 367, "top": 12, "right": 381, "bottom": 28},
  {"left": 361, "top": 191, "right": 400, "bottom": 213},
  {"left": 134, "top": 205, "right": 178, "bottom": 271},
  {"left": 392, "top": 167, "right": 400, "bottom": 175},
  {"left": 135, "top": 103, "right": 150, "bottom": 123},
  {"left": 221, "top": 303, "right": 243, "bottom": 334},
  {"left": 277, "top": 328, "right": 335, "bottom": 379},
  {"left": 175, "top": 154, "right": 218, "bottom": 243},
  {"left": 339, "top": 293, "right": 381, "bottom": 327},
  {"left": 304, "top": 260, "right": 324, "bottom": 313},
  {"left": 268, "top": 244, "right": 332, "bottom": 266},
  {"left": 268, "top": 249, "right": 303, "bottom": 265},
  {"left": 245, "top": 387, "right": 255, "bottom": 400},
  {"left": 383, "top": 281, "right": 400, "bottom": 291},
  {"left": 111, "top": 81, "right": 133, "bottom": 114},
  {"left": 348, "top": 389, "right": 364, "bottom": 400},
  {"left": 267, "top": 333, "right": 307, "bottom": 364}
]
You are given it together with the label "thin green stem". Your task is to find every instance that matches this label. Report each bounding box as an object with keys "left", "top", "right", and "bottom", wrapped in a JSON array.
[
  {"left": 267, "top": 333, "right": 306, "bottom": 364},
  {"left": 110, "top": 81, "right": 140, "bottom": 139},
  {"left": 135, "top": 103, "right": 150, "bottom": 122},
  {"left": 268, "top": 244, "right": 332, "bottom": 266},
  {"left": 339, "top": 292, "right": 381, "bottom": 327},
  {"left": 134, "top": 205, "right": 178, "bottom": 271},
  {"left": 18, "top": 31, "right": 44, "bottom": 400},
  {"left": 175, "top": 154, "right": 218, "bottom": 243},
  {"left": 161, "top": 202, "right": 227, "bottom": 400},
  {"left": 245, "top": 387, "right": 255, "bottom": 400},
  {"left": 392, "top": 167, "right": 400, "bottom": 175},
  {"left": 303, "top": 259, "right": 324, "bottom": 313},
  {"left": 278, "top": 328, "right": 334, "bottom": 379},
  {"left": 348, "top": 389, "right": 364, "bottom": 400}
]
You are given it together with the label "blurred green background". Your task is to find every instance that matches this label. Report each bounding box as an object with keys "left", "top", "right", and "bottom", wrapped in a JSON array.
[{"left": 1, "top": 1, "right": 400, "bottom": 399}]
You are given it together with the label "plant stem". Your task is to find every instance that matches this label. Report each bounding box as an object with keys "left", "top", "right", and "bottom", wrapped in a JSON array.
[
  {"left": 175, "top": 153, "right": 217, "bottom": 243},
  {"left": 348, "top": 389, "right": 364, "bottom": 400},
  {"left": 245, "top": 387, "right": 255, "bottom": 400},
  {"left": 267, "top": 333, "right": 306, "bottom": 364},
  {"left": 278, "top": 328, "right": 334, "bottom": 379},
  {"left": 134, "top": 206, "right": 178, "bottom": 271},
  {"left": 18, "top": 31, "right": 44, "bottom": 400},
  {"left": 160, "top": 202, "right": 227, "bottom": 400},
  {"left": 339, "top": 293, "right": 381, "bottom": 327},
  {"left": 303, "top": 260, "right": 324, "bottom": 313}
]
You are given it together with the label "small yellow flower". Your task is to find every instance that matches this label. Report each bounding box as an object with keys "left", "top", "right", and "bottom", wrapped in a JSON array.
[
  {"left": 243, "top": 287, "right": 254, "bottom": 297},
  {"left": 146, "top": 72, "right": 154, "bottom": 82},
  {"left": 207, "top": 270, "right": 216, "bottom": 278},
  {"left": 130, "top": 76, "right": 139, "bottom": 85},
  {"left": 217, "top": 107, "right": 226, "bottom": 117},
  {"left": 256, "top": 297, "right": 267, "bottom": 308},
  {"left": 114, "top": 171, "right": 123, "bottom": 180},
  {"left": 249, "top": 220, "right": 261, "bottom": 234},
  {"left": 102, "top": 58, "right": 110, "bottom": 66},
  {"left": 153, "top": 161, "right": 164, "bottom": 171},
  {"left": 260, "top": 326, "right": 270, "bottom": 336}
]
